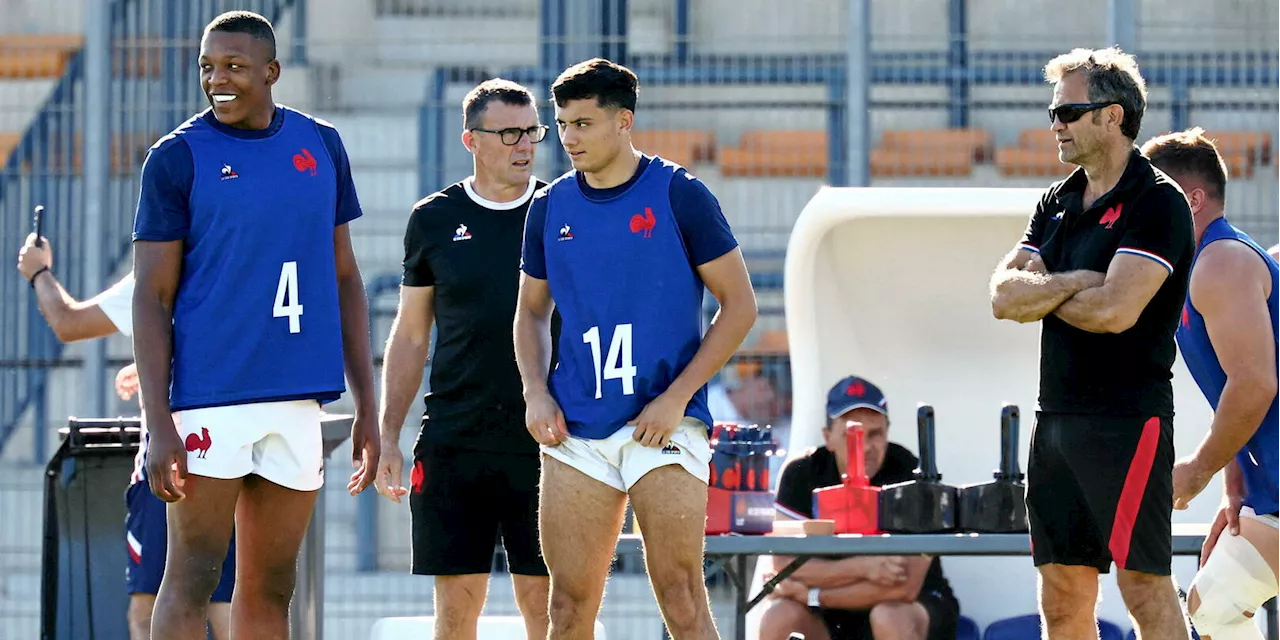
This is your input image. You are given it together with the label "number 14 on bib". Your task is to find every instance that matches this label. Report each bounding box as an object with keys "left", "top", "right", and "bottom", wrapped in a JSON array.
[{"left": 583, "top": 324, "right": 637, "bottom": 399}]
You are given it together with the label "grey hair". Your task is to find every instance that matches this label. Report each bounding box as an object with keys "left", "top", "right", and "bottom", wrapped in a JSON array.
[{"left": 1044, "top": 46, "right": 1148, "bottom": 140}]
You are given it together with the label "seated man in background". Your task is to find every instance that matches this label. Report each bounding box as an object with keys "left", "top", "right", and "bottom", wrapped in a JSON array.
[{"left": 757, "top": 376, "right": 960, "bottom": 640}]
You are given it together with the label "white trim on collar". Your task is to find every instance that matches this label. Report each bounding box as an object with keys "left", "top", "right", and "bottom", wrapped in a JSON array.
[{"left": 462, "top": 176, "right": 538, "bottom": 211}]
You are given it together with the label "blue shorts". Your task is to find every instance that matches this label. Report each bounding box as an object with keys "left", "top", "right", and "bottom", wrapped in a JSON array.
[{"left": 125, "top": 481, "right": 236, "bottom": 601}]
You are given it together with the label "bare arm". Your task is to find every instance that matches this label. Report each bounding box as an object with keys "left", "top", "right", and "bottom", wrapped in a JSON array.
[
  {"left": 1053, "top": 253, "right": 1169, "bottom": 333},
  {"left": 335, "top": 224, "right": 377, "bottom": 417},
  {"left": 33, "top": 273, "right": 119, "bottom": 342},
  {"left": 379, "top": 286, "right": 434, "bottom": 441},
  {"left": 989, "top": 247, "right": 1104, "bottom": 323},
  {"left": 514, "top": 273, "right": 557, "bottom": 398},
  {"left": 1185, "top": 242, "right": 1278, "bottom": 476},
  {"left": 133, "top": 240, "right": 182, "bottom": 417},
  {"left": 664, "top": 248, "right": 757, "bottom": 401},
  {"left": 768, "top": 555, "right": 882, "bottom": 589},
  {"left": 812, "top": 556, "right": 933, "bottom": 609}
]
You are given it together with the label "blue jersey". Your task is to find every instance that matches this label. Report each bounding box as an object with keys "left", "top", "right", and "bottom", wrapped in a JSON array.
[
  {"left": 1175, "top": 217, "right": 1279, "bottom": 515},
  {"left": 522, "top": 156, "right": 738, "bottom": 439},
  {"left": 133, "top": 106, "right": 362, "bottom": 411}
]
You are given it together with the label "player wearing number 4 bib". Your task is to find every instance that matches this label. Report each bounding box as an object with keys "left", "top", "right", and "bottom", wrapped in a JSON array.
[
  {"left": 131, "top": 12, "right": 379, "bottom": 640},
  {"left": 515, "top": 58, "right": 757, "bottom": 639}
]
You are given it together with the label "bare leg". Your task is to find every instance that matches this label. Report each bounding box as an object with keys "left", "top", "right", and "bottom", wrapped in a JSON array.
[
  {"left": 150, "top": 476, "right": 240, "bottom": 639},
  {"left": 757, "top": 598, "right": 831, "bottom": 640},
  {"left": 128, "top": 594, "right": 155, "bottom": 640},
  {"left": 1038, "top": 563, "right": 1101, "bottom": 640},
  {"left": 229, "top": 474, "right": 319, "bottom": 640},
  {"left": 1117, "top": 570, "right": 1191, "bottom": 640},
  {"left": 868, "top": 601, "right": 930, "bottom": 640},
  {"left": 431, "top": 574, "right": 489, "bottom": 640},
  {"left": 512, "top": 574, "right": 551, "bottom": 640},
  {"left": 540, "top": 455, "right": 628, "bottom": 640}
]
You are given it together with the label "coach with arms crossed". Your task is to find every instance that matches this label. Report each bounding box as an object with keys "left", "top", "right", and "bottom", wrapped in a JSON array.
[{"left": 990, "top": 47, "right": 1195, "bottom": 639}]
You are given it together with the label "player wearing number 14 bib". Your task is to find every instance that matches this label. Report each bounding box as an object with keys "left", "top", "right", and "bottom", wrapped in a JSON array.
[
  {"left": 131, "top": 12, "right": 379, "bottom": 639},
  {"left": 515, "top": 58, "right": 757, "bottom": 638}
]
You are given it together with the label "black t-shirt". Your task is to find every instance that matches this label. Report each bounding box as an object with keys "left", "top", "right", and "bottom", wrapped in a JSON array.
[
  {"left": 402, "top": 177, "right": 556, "bottom": 454},
  {"left": 1019, "top": 149, "right": 1194, "bottom": 417},
  {"left": 775, "top": 443, "right": 956, "bottom": 605}
]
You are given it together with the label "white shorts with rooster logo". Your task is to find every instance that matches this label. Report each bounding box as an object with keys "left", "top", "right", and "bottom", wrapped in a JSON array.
[{"left": 173, "top": 400, "right": 324, "bottom": 492}]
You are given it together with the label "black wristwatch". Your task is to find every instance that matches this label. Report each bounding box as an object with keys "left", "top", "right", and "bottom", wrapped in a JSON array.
[{"left": 29, "top": 266, "right": 51, "bottom": 288}]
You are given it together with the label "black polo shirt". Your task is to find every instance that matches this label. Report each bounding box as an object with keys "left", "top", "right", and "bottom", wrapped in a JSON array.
[
  {"left": 402, "top": 177, "right": 555, "bottom": 455},
  {"left": 1018, "top": 149, "right": 1194, "bottom": 417},
  {"left": 775, "top": 443, "right": 956, "bottom": 605}
]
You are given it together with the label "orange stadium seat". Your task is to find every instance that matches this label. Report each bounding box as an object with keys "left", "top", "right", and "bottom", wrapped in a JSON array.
[
  {"left": 631, "top": 129, "right": 716, "bottom": 168},
  {"left": 0, "top": 132, "right": 21, "bottom": 165},
  {"left": 0, "top": 34, "right": 84, "bottom": 79},
  {"left": 868, "top": 128, "right": 989, "bottom": 177},
  {"left": 25, "top": 130, "right": 159, "bottom": 176},
  {"left": 995, "top": 129, "right": 1073, "bottom": 177},
  {"left": 112, "top": 38, "right": 165, "bottom": 78},
  {"left": 720, "top": 130, "right": 827, "bottom": 177}
]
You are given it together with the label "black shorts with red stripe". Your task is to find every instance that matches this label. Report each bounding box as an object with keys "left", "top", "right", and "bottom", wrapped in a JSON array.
[{"left": 1026, "top": 412, "right": 1174, "bottom": 575}]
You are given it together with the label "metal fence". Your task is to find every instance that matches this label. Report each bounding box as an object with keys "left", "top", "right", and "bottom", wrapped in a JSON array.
[{"left": 0, "top": 0, "right": 1275, "bottom": 638}]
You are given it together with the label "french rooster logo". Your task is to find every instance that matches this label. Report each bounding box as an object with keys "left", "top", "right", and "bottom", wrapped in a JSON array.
[
  {"left": 184, "top": 427, "right": 211, "bottom": 459},
  {"left": 630, "top": 207, "right": 656, "bottom": 238},
  {"left": 410, "top": 460, "right": 425, "bottom": 494},
  {"left": 293, "top": 148, "right": 317, "bottom": 175},
  {"left": 1099, "top": 203, "right": 1123, "bottom": 229}
]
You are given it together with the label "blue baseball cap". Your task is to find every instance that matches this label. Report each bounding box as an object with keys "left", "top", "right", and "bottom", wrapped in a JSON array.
[{"left": 825, "top": 375, "right": 888, "bottom": 419}]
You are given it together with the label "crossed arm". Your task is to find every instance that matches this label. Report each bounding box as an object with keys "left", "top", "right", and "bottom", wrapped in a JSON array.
[
  {"left": 990, "top": 247, "right": 1169, "bottom": 334},
  {"left": 768, "top": 552, "right": 932, "bottom": 607}
]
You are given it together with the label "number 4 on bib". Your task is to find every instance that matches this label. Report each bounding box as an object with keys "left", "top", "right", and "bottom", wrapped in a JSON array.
[
  {"left": 274, "top": 261, "right": 304, "bottom": 333},
  {"left": 583, "top": 324, "right": 637, "bottom": 399}
]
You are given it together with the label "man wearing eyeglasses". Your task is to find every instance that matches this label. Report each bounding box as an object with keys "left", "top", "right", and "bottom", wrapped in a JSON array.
[
  {"left": 990, "top": 47, "right": 1195, "bottom": 640},
  {"left": 375, "top": 78, "right": 553, "bottom": 640}
]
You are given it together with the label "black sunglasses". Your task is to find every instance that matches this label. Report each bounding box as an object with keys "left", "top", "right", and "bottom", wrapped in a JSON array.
[
  {"left": 470, "top": 125, "right": 550, "bottom": 146},
  {"left": 1048, "top": 102, "right": 1119, "bottom": 125}
]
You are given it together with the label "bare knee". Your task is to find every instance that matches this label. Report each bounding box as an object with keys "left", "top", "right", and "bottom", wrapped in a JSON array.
[
  {"left": 167, "top": 548, "right": 227, "bottom": 603},
  {"left": 512, "top": 575, "right": 550, "bottom": 625},
  {"left": 240, "top": 559, "right": 297, "bottom": 607},
  {"left": 434, "top": 575, "right": 488, "bottom": 627},
  {"left": 1039, "top": 566, "right": 1098, "bottom": 624},
  {"left": 759, "top": 598, "right": 824, "bottom": 640},
  {"left": 650, "top": 562, "right": 709, "bottom": 633},
  {"left": 869, "top": 602, "right": 928, "bottom": 640},
  {"left": 1116, "top": 570, "right": 1175, "bottom": 618},
  {"left": 549, "top": 577, "right": 603, "bottom": 627}
]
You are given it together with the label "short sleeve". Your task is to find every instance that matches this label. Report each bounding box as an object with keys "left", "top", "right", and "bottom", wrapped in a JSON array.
[
  {"left": 669, "top": 171, "right": 739, "bottom": 265},
  {"left": 401, "top": 203, "right": 435, "bottom": 287},
  {"left": 774, "top": 455, "right": 816, "bottom": 520},
  {"left": 90, "top": 272, "right": 135, "bottom": 337},
  {"left": 132, "top": 136, "right": 193, "bottom": 242},
  {"left": 1018, "top": 193, "right": 1052, "bottom": 254},
  {"left": 315, "top": 121, "right": 363, "bottom": 226},
  {"left": 520, "top": 190, "right": 550, "bottom": 280},
  {"left": 1115, "top": 186, "right": 1193, "bottom": 274}
]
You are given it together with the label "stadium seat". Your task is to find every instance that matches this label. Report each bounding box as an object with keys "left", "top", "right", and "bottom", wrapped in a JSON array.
[
  {"left": 370, "top": 616, "right": 607, "bottom": 639},
  {"left": 720, "top": 130, "right": 827, "bottom": 177},
  {"left": 957, "top": 614, "right": 982, "bottom": 640},
  {"left": 983, "top": 614, "right": 1125, "bottom": 640},
  {"left": 868, "top": 128, "right": 990, "bottom": 177},
  {"left": 111, "top": 37, "right": 165, "bottom": 78},
  {"left": 0, "top": 131, "right": 20, "bottom": 165},
  {"left": 995, "top": 129, "right": 1074, "bottom": 177},
  {"left": 0, "top": 34, "right": 84, "bottom": 79},
  {"left": 632, "top": 129, "right": 716, "bottom": 168}
]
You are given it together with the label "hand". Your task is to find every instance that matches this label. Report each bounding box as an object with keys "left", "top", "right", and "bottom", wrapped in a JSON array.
[
  {"left": 347, "top": 413, "right": 380, "bottom": 496},
  {"left": 628, "top": 390, "right": 687, "bottom": 448},
  {"left": 144, "top": 414, "right": 187, "bottom": 503},
  {"left": 17, "top": 233, "right": 52, "bottom": 280},
  {"left": 862, "top": 556, "right": 908, "bottom": 586},
  {"left": 764, "top": 575, "right": 807, "bottom": 603},
  {"left": 526, "top": 391, "right": 568, "bottom": 446},
  {"left": 1201, "top": 459, "right": 1246, "bottom": 566},
  {"left": 115, "top": 363, "right": 140, "bottom": 401},
  {"left": 1025, "top": 254, "right": 1047, "bottom": 273},
  {"left": 1172, "top": 456, "right": 1214, "bottom": 510},
  {"left": 1202, "top": 498, "right": 1242, "bottom": 565},
  {"left": 373, "top": 433, "right": 408, "bottom": 503}
]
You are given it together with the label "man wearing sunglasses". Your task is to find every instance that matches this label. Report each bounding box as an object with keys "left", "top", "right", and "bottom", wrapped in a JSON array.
[
  {"left": 375, "top": 78, "right": 553, "bottom": 640},
  {"left": 990, "top": 46, "right": 1195, "bottom": 640}
]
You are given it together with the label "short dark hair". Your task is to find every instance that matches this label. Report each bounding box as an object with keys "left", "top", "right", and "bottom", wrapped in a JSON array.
[
  {"left": 462, "top": 79, "right": 536, "bottom": 130},
  {"left": 205, "top": 11, "right": 277, "bottom": 61},
  {"left": 551, "top": 58, "right": 639, "bottom": 112},
  {"left": 1044, "top": 47, "right": 1147, "bottom": 140},
  {"left": 1142, "top": 127, "right": 1229, "bottom": 202}
]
